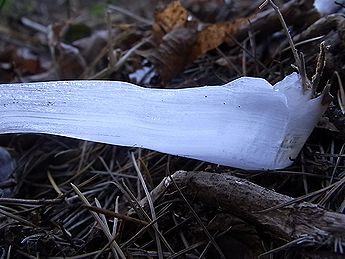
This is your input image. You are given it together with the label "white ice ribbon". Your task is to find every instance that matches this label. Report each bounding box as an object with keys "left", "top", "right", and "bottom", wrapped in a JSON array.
[{"left": 0, "top": 73, "right": 327, "bottom": 170}]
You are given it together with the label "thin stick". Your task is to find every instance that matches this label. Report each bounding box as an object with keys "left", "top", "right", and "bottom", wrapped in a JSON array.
[
  {"left": 260, "top": 0, "right": 311, "bottom": 91},
  {"left": 259, "top": 0, "right": 301, "bottom": 69}
]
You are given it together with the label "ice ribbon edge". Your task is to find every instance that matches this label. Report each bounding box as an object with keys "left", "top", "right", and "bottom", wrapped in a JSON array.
[{"left": 0, "top": 73, "right": 325, "bottom": 170}]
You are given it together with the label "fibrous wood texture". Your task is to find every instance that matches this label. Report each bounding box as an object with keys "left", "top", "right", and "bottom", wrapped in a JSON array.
[{"left": 142, "top": 170, "right": 345, "bottom": 247}]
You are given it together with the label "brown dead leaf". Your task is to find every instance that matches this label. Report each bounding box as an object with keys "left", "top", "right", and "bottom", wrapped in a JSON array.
[
  {"left": 146, "top": 0, "right": 316, "bottom": 83},
  {"left": 190, "top": 19, "right": 247, "bottom": 60},
  {"left": 146, "top": 1, "right": 252, "bottom": 83},
  {"left": 152, "top": 0, "right": 189, "bottom": 42},
  {"left": 13, "top": 54, "right": 42, "bottom": 75},
  {"left": 148, "top": 16, "right": 247, "bottom": 82},
  {"left": 149, "top": 27, "right": 197, "bottom": 83},
  {"left": 0, "top": 46, "right": 44, "bottom": 82}
]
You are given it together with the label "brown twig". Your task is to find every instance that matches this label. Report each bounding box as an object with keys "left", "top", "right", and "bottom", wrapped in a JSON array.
[{"left": 142, "top": 171, "right": 345, "bottom": 250}]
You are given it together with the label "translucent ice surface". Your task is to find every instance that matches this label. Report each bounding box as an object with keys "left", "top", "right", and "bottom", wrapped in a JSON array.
[{"left": 0, "top": 73, "right": 327, "bottom": 170}]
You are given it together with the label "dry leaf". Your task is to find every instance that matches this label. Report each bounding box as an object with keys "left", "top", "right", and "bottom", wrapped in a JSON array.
[
  {"left": 0, "top": 46, "right": 44, "bottom": 81},
  {"left": 147, "top": 1, "right": 249, "bottom": 82},
  {"left": 147, "top": 0, "right": 317, "bottom": 83},
  {"left": 149, "top": 27, "right": 197, "bottom": 83},
  {"left": 152, "top": 0, "right": 189, "bottom": 41},
  {"left": 190, "top": 19, "right": 247, "bottom": 60}
]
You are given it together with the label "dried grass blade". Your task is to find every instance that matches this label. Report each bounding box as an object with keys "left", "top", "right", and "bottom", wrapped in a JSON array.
[
  {"left": 111, "top": 181, "right": 175, "bottom": 252},
  {"left": 336, "top": 71, "right": 345, "bottom": 114},
  {"left": 95, "top": 198, "right": 108, "bottom": 226},
  {"left": 112, "top": 196, "right": 119, "bottom": 237},
  {"left": 131, "top": 152, "right": 164, "bottom": 259},
  {"left": 70, "top": 183, "right": 126, "bottom": 259},
  {"left": 47, "top": 170, "right": 63, "bottom": 195}
]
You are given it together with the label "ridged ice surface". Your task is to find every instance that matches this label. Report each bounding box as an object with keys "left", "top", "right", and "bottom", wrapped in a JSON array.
[{"left": 0, "top": 73, "right": 326, "bottom": 170}]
